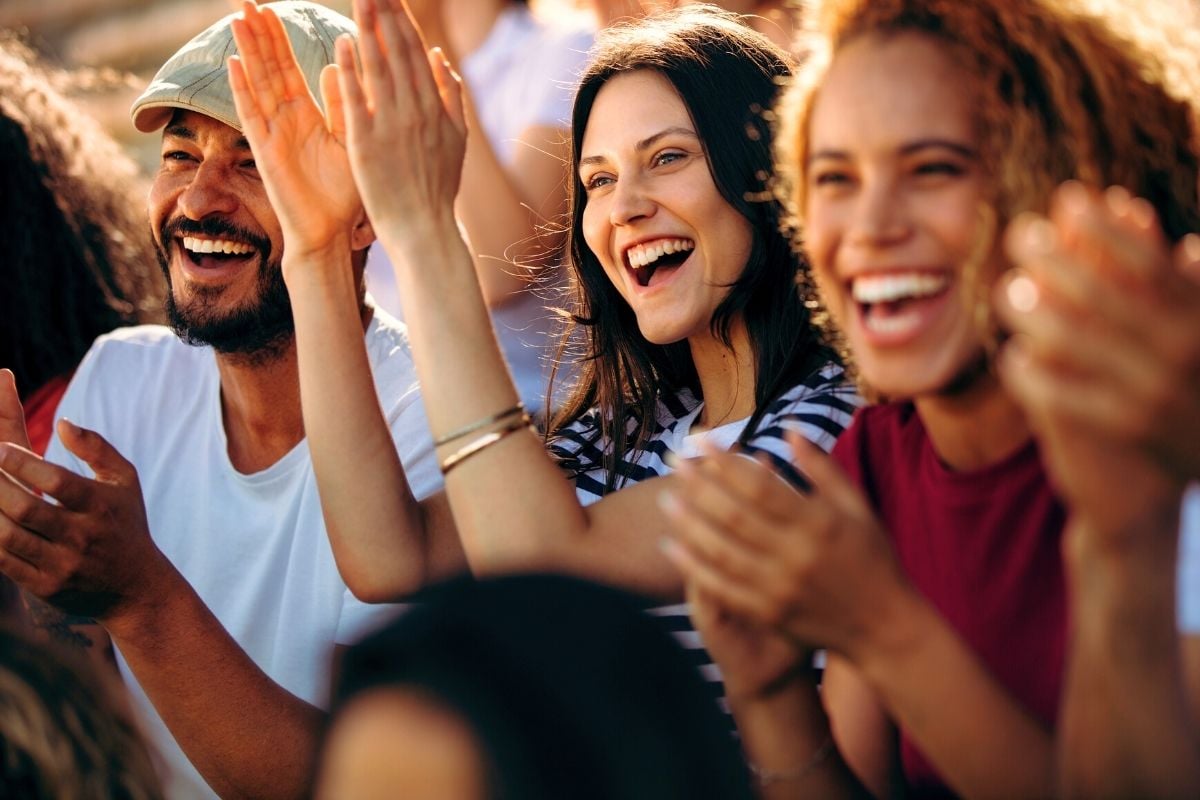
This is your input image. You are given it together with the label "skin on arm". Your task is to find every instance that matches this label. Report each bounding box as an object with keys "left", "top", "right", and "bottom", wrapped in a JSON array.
[
  {"left": 0, "top": 415, "right": 324, "bottom": 800},
  {"left": 227, "top": 0, "right": 469, "bottom": 600},
  {"left": 394, "top": 1, "right": 571, "bottom": 307},
  {"left": 662, "top": 437, "right": 1055, "bottom": 798},
  {"left": 998, "top": 182, "right": 1200, "bottom": 798},
  {"left": 686, "top": 580, "right": 876, "bottom": 799},
  {"left": 311, "top": 0, "right": 702, "bottom": 602}
]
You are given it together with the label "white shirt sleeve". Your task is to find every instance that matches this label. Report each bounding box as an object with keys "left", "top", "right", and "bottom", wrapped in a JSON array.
[{"left": 1178, "top": 484, "right": 1200, "bottom": 634}]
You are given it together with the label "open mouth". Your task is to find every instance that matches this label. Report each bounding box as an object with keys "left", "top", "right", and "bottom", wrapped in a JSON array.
[
  {"left": 851, "top": 271, "right": 951, "bottom": 335},
  {"left": 179, "top": 236, "right": 258, "bottom": 270},
  {"left": 624, "top": 238, "right": 695, "bottom": 287}
]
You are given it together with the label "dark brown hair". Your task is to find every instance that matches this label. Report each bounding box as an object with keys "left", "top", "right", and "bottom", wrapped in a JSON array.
[
  {"left": 0, "top": 37, "right": 162, "bottom": 400},
  {"left": 549, "top": 7, "right": 835, "bottom": 491}
]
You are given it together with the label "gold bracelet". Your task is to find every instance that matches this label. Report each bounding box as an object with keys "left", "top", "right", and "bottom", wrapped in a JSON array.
[
  {"left": 434, "top": 402, "right": 525, "bottom": 447},
  {"left": 747, "top": 736, "right": 835, "bottom": 787},
  {"left": 439, "top": 414, "right": 533, "bottom": 475}
]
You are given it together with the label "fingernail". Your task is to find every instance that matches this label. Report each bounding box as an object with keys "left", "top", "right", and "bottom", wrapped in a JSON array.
[
  {"left": 1128, "top": 197, "right": 1156, "bottom": 230},
  {"left": 1182, "top": 233, "right": 1200, "bottom": 263},
  {"left": 1005, "top": 273, "right": 1040, "bottom": 313},
  {"left": 663, "top": 450, "right": 681, "bottom": 470},
  {"left": 657, "top": 490, "right": 681, "bottom": 516},
  {"left": 658, "top": 536, "right": 685, "bottom": 562},
  {"left": 1057, "top": 180, "right": 1089, "bottom": 216},
  {"left": 1104, "top": 185, "right": 1132, "bottom": 217}
]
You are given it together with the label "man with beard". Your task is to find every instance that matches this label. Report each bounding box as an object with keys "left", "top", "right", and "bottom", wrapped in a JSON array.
[{"left": 0, "top": 3, "right": 443, "bottom": 798}]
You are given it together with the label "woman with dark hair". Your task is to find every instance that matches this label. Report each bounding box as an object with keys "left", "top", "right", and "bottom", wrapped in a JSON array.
[
  {"left": 225, "top": 0, "right": 856, "bottom": 690},
  {"left": 0, "top": 38, "right": 162, "bottom": 455},
  {"left": 315, "top": 575, "right": 755, "bottom": 800}
]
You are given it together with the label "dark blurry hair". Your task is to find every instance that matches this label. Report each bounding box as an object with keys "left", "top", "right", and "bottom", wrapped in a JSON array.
[
  {"left": 548, "top": 6, "right": 835, "bottom": 491},
  {"left": 0, "top": 626, "right": 163, "bottom": 800},
  {"left": 328, "top": 575, "right": 754, "bottom": 800},
  {"left": 0, "top": 37, "right": 162, "bottom": 400}
]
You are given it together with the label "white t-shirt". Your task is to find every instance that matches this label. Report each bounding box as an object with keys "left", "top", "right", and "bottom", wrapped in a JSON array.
[
  {"left": 1180, "top": 485, "right": 1200, "bottom": 634},
  {"left": 365, "top": 4, "right": 594, "bottom": 414},
  {"left": 45, "top": 312, "right": 441, "bottom": 799}
]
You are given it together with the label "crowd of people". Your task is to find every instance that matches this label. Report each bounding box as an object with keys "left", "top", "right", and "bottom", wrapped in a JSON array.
[{"left": 0, "top": 0, "right": 1197, "bottom": 798}]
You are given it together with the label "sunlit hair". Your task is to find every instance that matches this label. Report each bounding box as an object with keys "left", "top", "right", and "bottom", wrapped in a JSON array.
[
  {"left": 0, "top": 36, "right": 162, "bottom": 400},
  {"left": 549, "top": 5, "right": 835, "bottom": 491},
  {"left": 0, "top": 626, "right": 163, "bottom": 800},
  {"left": 774, "top": 0, "right": 1200, "bottom": 375}
]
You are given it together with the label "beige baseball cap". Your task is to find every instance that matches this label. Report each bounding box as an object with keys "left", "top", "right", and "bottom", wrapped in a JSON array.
[{"left": 131, "top": 1, "right": 356, "bottom": 134}]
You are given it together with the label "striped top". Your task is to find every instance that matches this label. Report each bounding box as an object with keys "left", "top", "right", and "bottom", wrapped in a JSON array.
[{"left": 548, "top": 362, "right": 862, "bottom": 711}]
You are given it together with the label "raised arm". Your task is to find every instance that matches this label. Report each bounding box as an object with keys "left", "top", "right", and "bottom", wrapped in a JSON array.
[
  {"left": 328, "top": 0, "right": 699, "bottom": 600},
  {"left": 405, "top": 1, "right": 573, "bottom": 306},
  {"left": 227, "top": 0, "right": 466, "bottom": 602},
  {"left": 998, "top": 182, "right": 1200, "bottom": 798},
  {"left": 662, "top": 439, "right": 1055, "bottom": 798}
]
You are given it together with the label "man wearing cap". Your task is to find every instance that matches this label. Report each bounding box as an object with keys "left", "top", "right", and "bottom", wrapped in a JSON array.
[{"left": 0, "top": 3, "right": 442, "bottom": 798}]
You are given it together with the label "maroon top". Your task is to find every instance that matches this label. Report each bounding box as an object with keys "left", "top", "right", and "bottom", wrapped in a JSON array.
[{"left": 832, "top": 403, "right": 1067, "bottom": 798}]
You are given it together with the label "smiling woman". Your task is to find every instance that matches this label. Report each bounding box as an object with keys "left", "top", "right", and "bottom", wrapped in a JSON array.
[
  {"left": 224, "top": 0, "right": 860, "bottom": 743},
  {"left": 658, "top": 0, "right": 1200, "bottom": 797}
]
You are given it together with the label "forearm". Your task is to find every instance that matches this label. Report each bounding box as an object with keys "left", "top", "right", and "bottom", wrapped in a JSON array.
[
  {"left": 284, "top": 247, "right": 444, "bottom": 602},
  {"left": 853, "top": 591, "right": 1055, "bottom": 799},
  {"left": 1058, "top": 509, "right": 1200, "bottom": 799},
  {"left": 377, "top": 216, "right": 675, "bottom": 593},
  {"left": 105, "top": 568, "right": 323, "bottom": 800},
  {"left": 455, "top": 102, "right": 565, "bottom": 305},
  {"left": 732, "top": 680, "right": 872, "bottom": 800},
  {"left": 378, "top": 216, "right": 583, "bottom": 547}
]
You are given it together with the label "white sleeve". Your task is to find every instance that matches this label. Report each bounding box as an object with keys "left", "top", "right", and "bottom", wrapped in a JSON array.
[{"left": 1178, "top": 484, "right": 1200, "bottom": 634}]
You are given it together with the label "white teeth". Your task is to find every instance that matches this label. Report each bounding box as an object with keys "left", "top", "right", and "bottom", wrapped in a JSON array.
[
  {"left": 851, "top": 272, "right": 948, "bottom": 304},
  {"left": 863, "top": 307, "right": 923, "bottom": 335},
  {"left": 182, "top": 236, "right": 255, "bottom": 256},
  {"left": 626, "top": 238, "right": 695, "bottom": 269}
]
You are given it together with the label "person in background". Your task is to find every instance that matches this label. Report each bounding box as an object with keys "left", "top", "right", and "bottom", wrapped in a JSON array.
[
  {"left": 0, "top": 4, "right": 441, "bottom": 797},
  {"left": 589, "top": 1, "right": 799, "bottom": 54},
  {"left": 228, "top": 0, "right": 856, "bottom": 714},
  {"left": 0, "top": 36, "right": 162, "bottom": 456},
  {"left": 662, "top": 0, "right": 1200, "bottom": 796},
  {"left": 0, "top": 625, "right": 163, "bottom": 800},
  {"left": 316, "top": 575, "right": 755, "bottom": 800},
  {"left": 367, "top": 0, "right": 594, "bottom": 415}
]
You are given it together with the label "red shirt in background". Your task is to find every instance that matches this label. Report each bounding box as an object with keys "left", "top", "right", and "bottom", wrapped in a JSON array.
[
  {"left": 832, "top": 402, "right": 1067, "bottom": 799},
  {"left": 24, "top": 374, "right": 71, "bottom": 456}
]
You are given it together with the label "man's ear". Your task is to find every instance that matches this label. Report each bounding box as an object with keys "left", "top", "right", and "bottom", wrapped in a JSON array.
[{"left": 350, "top": 209, "right": 375, "bottom": 252}]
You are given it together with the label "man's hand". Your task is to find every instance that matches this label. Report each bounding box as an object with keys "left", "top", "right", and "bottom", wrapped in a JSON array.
[
  {"left": 0, "top": 419, "right": 173, "bottom": 623},
  {"left": 227, "top": 1, "right": 365, "bottom": 261},
  {"left": 0, "top": 370, "right": 32, "bottom": 451}
]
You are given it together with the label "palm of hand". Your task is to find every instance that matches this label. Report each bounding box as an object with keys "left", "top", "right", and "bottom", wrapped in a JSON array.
[
  {"left": 691, "top": 587, "right": 808, "bottom": 701},
  {"left": 256, "top": 98, "right": 360, "bottom": 252}
]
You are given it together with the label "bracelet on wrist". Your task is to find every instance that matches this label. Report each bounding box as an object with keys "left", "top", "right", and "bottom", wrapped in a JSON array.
[{"left": 747, "top": 736, "right": 835, "bottom": 787}]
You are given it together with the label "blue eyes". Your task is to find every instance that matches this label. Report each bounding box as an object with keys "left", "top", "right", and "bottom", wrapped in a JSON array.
[{"left": 580, "top": 150, "right": 690, "bottom": 193}]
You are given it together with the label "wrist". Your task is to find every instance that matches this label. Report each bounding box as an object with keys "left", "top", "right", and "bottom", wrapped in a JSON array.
[
  {"left": 376, "top": 208, "right": 461, "bottom": 261},
  {"left": 100, "top": 553, "right": 186, "bottom": 642},
  {"left": 731, "top": 678, "right": 834, "bottom": 776},
  {"left": 848, "top": 584, "right": 939, "bottom": 689}
]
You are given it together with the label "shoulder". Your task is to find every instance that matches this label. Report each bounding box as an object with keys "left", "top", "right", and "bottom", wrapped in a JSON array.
[
  {"left": 67, "top": 325, "right": 210, "bottom": 399},
  {"left": 747, "top": 363, "right": 863, "bottom": 453}
]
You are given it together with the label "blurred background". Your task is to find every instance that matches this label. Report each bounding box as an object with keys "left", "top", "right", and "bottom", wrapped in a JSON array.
[{"left": 0, "top": 0, "right": 593, "bottom": 174}]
